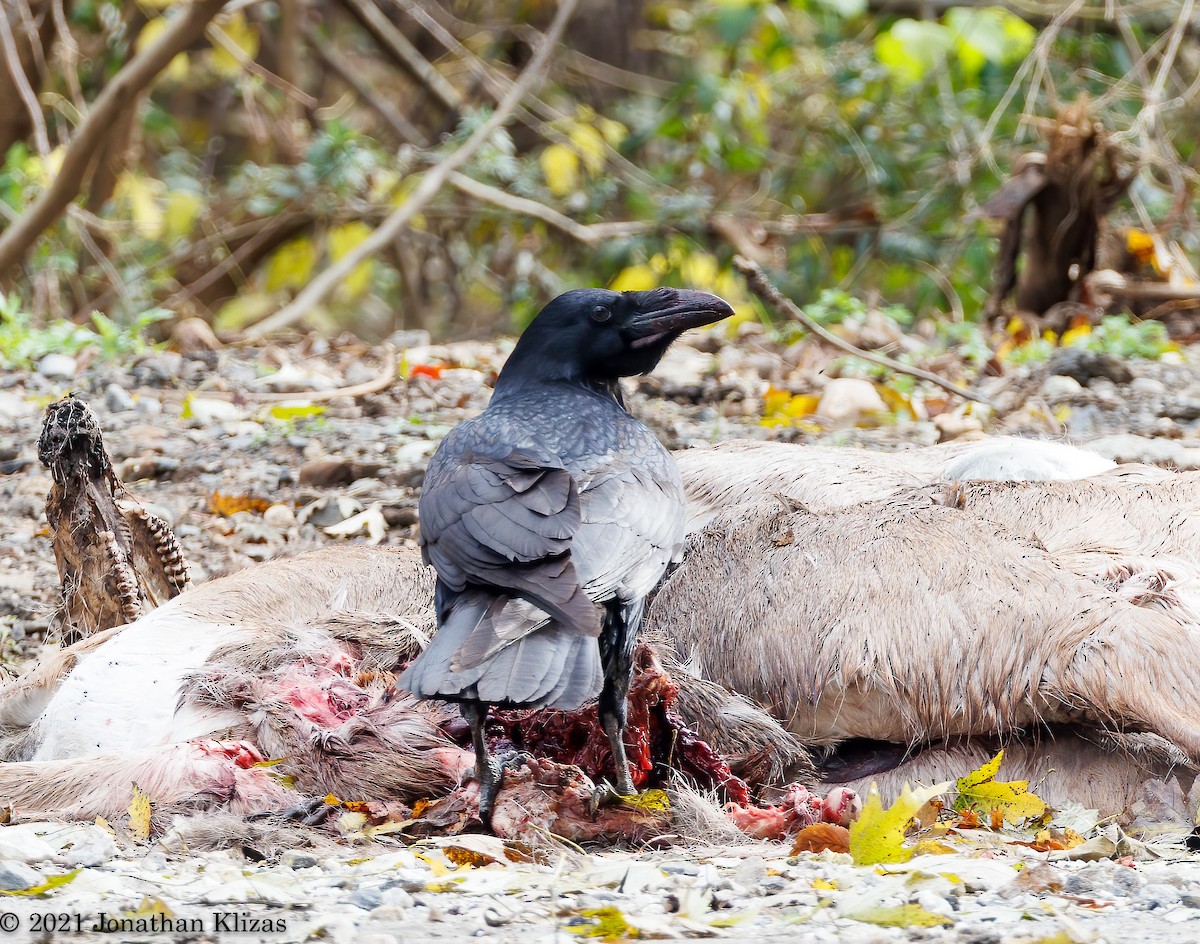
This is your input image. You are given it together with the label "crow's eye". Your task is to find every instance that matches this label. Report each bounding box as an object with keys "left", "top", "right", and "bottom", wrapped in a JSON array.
[{"left": 590, "top": 305, "right": 612, "bottom": 324}]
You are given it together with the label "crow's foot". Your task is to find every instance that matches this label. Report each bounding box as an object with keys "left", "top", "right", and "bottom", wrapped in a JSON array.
[{"left": 246, "top": 796, "right": 334, "bottom": 826}]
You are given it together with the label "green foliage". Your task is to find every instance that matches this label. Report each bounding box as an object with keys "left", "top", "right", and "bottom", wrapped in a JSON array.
[
  {"left": 0, "top": 292, "right": 168, "bottom": 369},
  {"left": 1080, "top": 316, "right": 1174, "bottom": 360},
  {"left": 2, "top": 0, "right": 1193, "bottom": 351}
]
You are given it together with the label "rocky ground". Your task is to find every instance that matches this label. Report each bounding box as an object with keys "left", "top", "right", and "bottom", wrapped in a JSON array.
[{"left": 4, "top": 322, "right": 1200, "bottom": 941}]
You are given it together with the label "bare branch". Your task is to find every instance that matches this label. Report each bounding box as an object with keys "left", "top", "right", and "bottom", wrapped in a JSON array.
[
  {"left": 302, "top": 21, "right": 429, "bottom": 147},
  {"left": 0, "top": 0, "right": 231, "bottom": 278},
  {"left": 733, "top": 256, "right": 995, "bottom": 408},
  {"left": 340, "top": 0, "right": 462, "bottom": 113},
  {"left": 206, "top": 19, "right": 317, "bottom": 107},
  {"left": 245, "top": 0, "right": 582, "bottom": 339},
  {"left": 0, "top": 2, "right": 49, "bottom": 155},
  {"left": 447, "top": 172, "right": 654, "bottom": 244}
]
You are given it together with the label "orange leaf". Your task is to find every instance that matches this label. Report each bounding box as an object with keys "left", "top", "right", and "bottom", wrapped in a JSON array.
[
  {"left": 410, "top": 364, "right": 443, "bottom": 380},
  {"left": 791, "top": 823, "right": 851, "bottom": 855},
  {"left": 208, "top": 492, "right": 271, "bottom": 516},
  {"left": 444, "top": 846, "right": 498, "bottom": 868}
]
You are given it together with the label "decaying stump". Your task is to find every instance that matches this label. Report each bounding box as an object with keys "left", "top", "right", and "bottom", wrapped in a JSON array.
[
  {"left": 38, "top": 395, "right": 191, "bottom": 641},
  {"left": 982, "top": 100, "right": 1133, "bottom": 326}
]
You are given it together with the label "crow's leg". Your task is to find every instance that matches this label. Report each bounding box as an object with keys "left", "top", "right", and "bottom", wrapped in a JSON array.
[
  {"left": 598, "top": 602, "right": 640, "bottom": 797},
  {"left": 462, "top": 702, "right": 503, "bottom": 827}
]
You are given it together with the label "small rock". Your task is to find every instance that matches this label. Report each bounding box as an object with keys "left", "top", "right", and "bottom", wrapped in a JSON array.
[
  {"left": 1129, "top": 376, "right": 1167, "bottom": 398},
  {"left": 1086, "top": 434, "right": 1200, "bottom": 469},
  {"left": 817, "top": 377, "right": 887, "bottom": 425},
  {"left": 135, "top": 396, "right": 163, "bottom": 417},
  {"left": 0, "top": 860, "right": 38, "bottom": 891},
  {"left": 0, "top": 392, "right": 34, "bottom": 422},
  {"left": 172, "top": 317, "right": 222, "bottom": 354},
  {"left": 299, "top": 457, "right": 388, "bottom": 488},
  {"left": 37, "top": 353, "right": 76, "bottom": 380},
  {"left": 133, "top": 352, "right": 184, "bottom": 385},
  {"left": 1048, "top": 347, "right": 1133, "bottom": 386},
  {"left": 1040, "top": 374, "right": 1083, "bottom": 401},
  {"left": 263, "top": 504, "right": 296, "bottom": 528},
  {"left": 61, "top": 827, "right": 117, "bottom": 867},
  {"left": 280, "top": 851, "right": 319, "bottom": 870},
  {"left": 104, "top": 383, "right": 135, "bottom": 413},
  {"left": 379, "top": 886, "right": 414, "bottom": 909}
]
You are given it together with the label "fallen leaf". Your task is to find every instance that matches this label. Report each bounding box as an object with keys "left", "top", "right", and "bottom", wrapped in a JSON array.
[
  {"left": 849, "top": 781, "right": 951, "bottom": 866},
  {"left": 569, "top": 906, "right": 635, "bottom": 941},
  {"left": 0, "top": 870, "right": 81, "bottom": 897},
  {"left": 208, "top": 492, "right": 272, "bottom": 517},
  {"left": 954, "top": 750, "right": 1048, "bottom": 822},
  {"left": 323, "top": 506, "right": 388, "bottom": 544},
  {"left": 444, "top": 846, "right": 497, "bottom": 869},
  {"left": 848, "top": 904, "right": 953, "bottom": 928},
  {"left": 128, "top": 784, "right": 151, "bottom": 841},
  {"left": 791, "top": 823, "right": 850, "bottom": 855}
]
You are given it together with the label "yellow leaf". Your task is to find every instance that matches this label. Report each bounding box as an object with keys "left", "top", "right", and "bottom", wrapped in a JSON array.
[
  {"left": 115, "top": 173, "right": 165, "bottom": 239},
  {"left": 569, "top": 906, "right": 635, "bottom": 941},
  {"left": 849, "top": 904, "right": 953, "bottom": 928},
  {"left": 136, "top": 17, "right": 188, "bottom": 81},
  {"left": 540, "top": 143, "right": 580, "bottom": 196},
  {"left": 618, "top": 789, "right": 670, "bottom": 813},
  {"left": 597, "top": 115, "right": 627, "bottom": 147},
  {"left": 680, "top": 252, "right": 720, "bottom": 292},
  {"left": 267, "top": 403, "right": 325, "bottom": 421},
  {"left": 811, "top": 878, "right": 838, "bottom": 890},
  {"left": 849, "top": 782, "right": 951, "bottom": 866},
  {"left": 609, "top": 264, "right": 658, "bottom": 292},
  {"left": 23, "top": 146, "right": 63, "bottom": 189},
  {"left": 1060, "top": 324, "right": 1092, "bottom": 347},
  {"left": 128, "top": 784, "right": 152, "bottom": 842},
  {"left": 210, "top": 12, "right": 259, "bottom": 77},
  {"left": 913, "top": 839, "right": 957, "bottom": 855},
  {"left": 0, "top": 869, "right": 81, "bottom": 897},
  {"left": 414, "top": 850, "right": 452, "bottom": 877},
  {"left": 214, "top": 292, "right": 275, "bottom": 332},
  {"left": 164, "top": 190, "right": 202, "bottom": 240},
  {"left": 264, "top": 236, "right": 317, "bottom": 292},
  {"left": 123, "top": 897, "right": 174, "bottom": 919},
  {"left": 328, "top": 222, "right": 374, "bottom": 299},
  {"left": 954, "top": 749, "right": 1048, "bottom": 822},
  {"left": 568, "top": 123, "right": 606, "bottom": 176}
]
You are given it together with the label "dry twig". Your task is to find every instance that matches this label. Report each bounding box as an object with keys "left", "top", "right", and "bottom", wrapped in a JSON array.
[
  {"left": 245, "top": 0, "right": 581, "bottom": 338},
  {"left": 732, "top": 256, "right": 995, "bottom": 408}
]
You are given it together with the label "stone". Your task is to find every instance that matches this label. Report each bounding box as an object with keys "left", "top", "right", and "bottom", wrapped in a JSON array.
[
  {"left": 816, "top": 377, "right": 887, "bottom": 425},
  {"left": 0, "top": 860, "right": 38, "bottom": 891},
  {"left": 1040, "top": 374, "right": 1083, "bottom": 401},
  {"left": 104, "top": 383, "right": 135, "bottom": 413},
  {"left": 37, "top": 353, "right": 76, "bottom": 380}
]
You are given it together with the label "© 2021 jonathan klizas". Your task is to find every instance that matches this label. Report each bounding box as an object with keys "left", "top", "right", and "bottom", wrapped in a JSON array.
[{"left": 2, "top": 910, "right": 287, "bottom": 934}]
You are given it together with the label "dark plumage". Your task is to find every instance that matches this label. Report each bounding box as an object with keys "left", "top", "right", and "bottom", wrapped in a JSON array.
[{"left": 401, "top": 286, "right": 733, "bottom": 822}]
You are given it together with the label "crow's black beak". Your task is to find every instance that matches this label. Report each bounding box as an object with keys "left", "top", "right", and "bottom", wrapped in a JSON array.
[{"left": 625, "top": 289, "right": 735, "bottom": 348}]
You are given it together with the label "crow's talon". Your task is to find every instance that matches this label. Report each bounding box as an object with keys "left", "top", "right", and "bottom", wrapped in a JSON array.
[
  {"left": 587, "top": 782, "right": 639, "bottom": 817},
  {"left": 246, "top": 796, "right": 334, "bottom": 826}
]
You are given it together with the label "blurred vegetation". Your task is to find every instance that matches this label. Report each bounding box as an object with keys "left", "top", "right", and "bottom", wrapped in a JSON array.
[{"left": 0, "top": 0, "right": 1197, "bottom": 346}]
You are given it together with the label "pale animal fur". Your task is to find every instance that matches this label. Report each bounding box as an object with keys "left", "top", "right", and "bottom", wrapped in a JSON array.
[{"left": 647, "top": 495, "right": 1200, "bottom": 762}]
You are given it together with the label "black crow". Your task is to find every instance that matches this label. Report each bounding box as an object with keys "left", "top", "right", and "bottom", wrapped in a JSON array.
[{"left": 401, "top": 286, "right": 734, "bottom": 823}]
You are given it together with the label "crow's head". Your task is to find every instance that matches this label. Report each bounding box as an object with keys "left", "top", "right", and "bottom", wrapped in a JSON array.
[{"left": 497, "top": 287, "right": 734, "bottom": 391}]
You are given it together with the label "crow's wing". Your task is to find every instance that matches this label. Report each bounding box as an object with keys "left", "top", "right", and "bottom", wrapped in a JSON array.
[
  {"left": 419, "top": 448, "right": 600, "bottom": 635},
  {"left": 572, "top": 460, "right": 686, "bottom": 603}
]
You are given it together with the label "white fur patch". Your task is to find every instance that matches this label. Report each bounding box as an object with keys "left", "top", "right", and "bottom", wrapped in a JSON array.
[
  {"left": 940, "top": 439, "right": 1115, "bottom": 483},
  {"left": 31, "top": 604, "right": 243, "bottom": 761}
]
